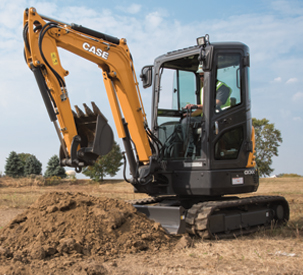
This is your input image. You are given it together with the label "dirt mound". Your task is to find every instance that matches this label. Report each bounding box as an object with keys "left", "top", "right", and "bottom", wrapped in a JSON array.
[{"left": 0, "top": 192, "right": 175, "bottom": 274}]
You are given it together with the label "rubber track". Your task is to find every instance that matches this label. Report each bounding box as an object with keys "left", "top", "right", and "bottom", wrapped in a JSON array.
[{"left": 185, "top": 195, "right": 289, "bottom": 239}]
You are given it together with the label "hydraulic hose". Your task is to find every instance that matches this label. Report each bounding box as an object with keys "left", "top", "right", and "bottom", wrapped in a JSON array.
[{"left": 38, "top": 22, "right": 66, "bottom": 88}]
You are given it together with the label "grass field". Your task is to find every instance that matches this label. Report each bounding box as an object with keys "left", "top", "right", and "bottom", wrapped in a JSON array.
[
  {"left": 0, "top": 176, "right": 302, "bottom": 274},
  {"left": 0, "top": 177, "right": 303, "bottom": 235}
]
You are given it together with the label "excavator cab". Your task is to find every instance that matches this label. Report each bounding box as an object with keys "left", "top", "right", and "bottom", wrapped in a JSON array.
[
  {"left": 154, "top": 48, "right": 244, "bottom": 161},
  {"left": 139, "top": 37, "right": 258, "bottom": 197}
]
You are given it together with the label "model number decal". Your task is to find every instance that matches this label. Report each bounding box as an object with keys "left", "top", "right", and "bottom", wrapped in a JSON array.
[
  {"left": 83, "top": 42, "right": 109, "bottom": 59},
  {"left": 244, "top": 170, "right": 255, "bottom": 175},
  {"left": 183, "top": 162, "right": 203, "bottom": 168}
]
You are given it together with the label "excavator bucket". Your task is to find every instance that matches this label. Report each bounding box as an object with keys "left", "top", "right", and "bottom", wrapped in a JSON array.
[{"left": 70, "top": 102, "right": 114, "bottom": 166}]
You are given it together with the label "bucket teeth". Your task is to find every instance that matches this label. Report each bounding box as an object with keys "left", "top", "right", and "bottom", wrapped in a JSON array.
[
  {"left": 92, "top": 102, "right": 102, "bottom": 116},
  {"left": 83, "top": 103, "right": 94, "bottom": 116},
  {"left": 72, "top": 110, "right": 78, "bottom": 118},
  {"left": 74, "top": 102, "right": 102, "bottom": 118},
  {"left": 74, "top": 105, "right": 86, "bottom": 118}
]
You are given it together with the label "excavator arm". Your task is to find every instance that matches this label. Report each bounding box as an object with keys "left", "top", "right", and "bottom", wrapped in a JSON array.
[{"left": 23, "top": 7, "right": 152, "bottom": 172}]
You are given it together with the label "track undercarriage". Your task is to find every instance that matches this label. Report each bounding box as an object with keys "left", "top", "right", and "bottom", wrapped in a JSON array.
[{"left": 130, "top": 195, "right": 289, "bottom": 238}]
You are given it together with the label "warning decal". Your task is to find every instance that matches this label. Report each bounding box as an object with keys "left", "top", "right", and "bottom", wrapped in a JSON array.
[{"left": 51, "top": 52, "right": 58, "bottom": 65}]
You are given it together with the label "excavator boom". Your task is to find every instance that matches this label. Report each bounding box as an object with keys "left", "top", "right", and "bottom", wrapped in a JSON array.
[{"left": 23, "top": 7, "right": 152, "bottom": 171}]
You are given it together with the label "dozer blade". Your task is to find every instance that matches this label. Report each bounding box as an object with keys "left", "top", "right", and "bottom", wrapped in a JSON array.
[{"left": 63, "top": 102, "right": 114, "bottom": 167}]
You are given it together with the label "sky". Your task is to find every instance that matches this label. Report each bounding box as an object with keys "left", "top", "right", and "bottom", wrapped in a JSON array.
[{"left": 0, "top": 0, "right": 302, "bottom": 178}]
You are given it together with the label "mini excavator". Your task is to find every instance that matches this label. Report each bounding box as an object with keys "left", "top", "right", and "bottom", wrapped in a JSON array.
[{"left": 23, "top": 8, "right": 289, "bottom": 238}]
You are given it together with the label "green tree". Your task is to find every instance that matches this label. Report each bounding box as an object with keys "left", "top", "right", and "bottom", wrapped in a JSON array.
[
  {"left": 5, "top": 151, "right": 24, "bottom": 178},
  {"left": 44, "top": 155, "right": 66, "bottom": 178},
  {"left": 24, "top": 155, "right": 42, "bottom": 176},
  {"left": 18, "top": 153, "right": 32, "bottom": 166},
  {"left": 252, "top": 118, "right": 282, "bottom": 177},
  {"left": 83, "top": 142, "right": 123, "bottom": 182}
]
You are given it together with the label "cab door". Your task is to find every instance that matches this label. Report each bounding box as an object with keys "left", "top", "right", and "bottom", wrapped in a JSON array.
[{"left": 208, "top": 49, "right": 252, "bottom": 170}]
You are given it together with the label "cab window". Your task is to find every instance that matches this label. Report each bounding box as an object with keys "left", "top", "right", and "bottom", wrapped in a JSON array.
[
  {"left": 215, "top": 54, "right": 242, "bottom": 112},
  {"left": 158, "top": 69, "right": 196, "bottom": 111},
  {"left": 215, "top": 126, "right": 244, "bottom": 160},
  {"left": 157, "top": 67, "right": 197, "bottom": 159}
]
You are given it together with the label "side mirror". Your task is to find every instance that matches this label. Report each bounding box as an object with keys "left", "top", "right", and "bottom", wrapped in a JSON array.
[{"left": 140, "top": 66, "right": 153, "bottom": 88}]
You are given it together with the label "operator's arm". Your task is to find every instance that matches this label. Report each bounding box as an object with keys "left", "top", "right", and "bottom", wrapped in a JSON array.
[
  {"left": 183, "top": 104, "right": 203, "bottom": 117},
  {"left": 191, "top": 107, "right": 203, "bottom": 117}
]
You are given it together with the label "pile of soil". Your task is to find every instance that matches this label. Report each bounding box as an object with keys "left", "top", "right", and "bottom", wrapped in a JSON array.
[{"left": 0, "top": 192, "right": 177, "bottom": 274}]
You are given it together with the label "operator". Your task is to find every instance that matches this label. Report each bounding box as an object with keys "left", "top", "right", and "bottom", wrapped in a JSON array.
[
  {"left": 181, "top": 65, "right": 231, "bottom": 156},
  {"left": 183, "top": 67, "right": 231, "bottom": 117}
]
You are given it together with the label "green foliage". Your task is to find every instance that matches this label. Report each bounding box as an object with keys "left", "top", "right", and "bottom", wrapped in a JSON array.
[
  {"left": 45, "top": 176, "right": 62, "bottom": 186},
  {"left": 18, "top": 153, "right": 32, "bottom": 166},
  {"left": 44, "top": 155, "right": 66, "bottom": 178},
  {"left": 5, "top": 151, "right": 24, "bottom": 178},
  {"left": 24, "top": 155, "right": 42, "bottom": 176},
  {"left": 252, "top": 118, "right": 282, "bottom": 177},
  {"left": 4, "top": 152, "right": 43, "bottom": 178},
  {"left": 82, "top": 142, "right": 123, "bottom": 182}
]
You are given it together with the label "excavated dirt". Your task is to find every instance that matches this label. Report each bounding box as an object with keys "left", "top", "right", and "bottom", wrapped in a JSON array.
[
  {"left": 1, "top": 178, "right": 303, "bottom": 274},
  {"left": 0, "top": 192, "right": 178, "bottom": 274}
]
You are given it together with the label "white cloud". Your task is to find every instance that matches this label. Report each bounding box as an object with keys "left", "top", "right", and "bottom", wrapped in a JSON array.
[
  {"left": 61, "top": 6, "right": 99, "bottom": 20},
  {"left": 293, "top": 117, "right": 302, "bottom": 122},
  {"left": 273, "top": 77, "right": 282, "bottom": 82},
  {"left": 292, "top": 92, "right": 303, "bottom": 102},
  {"left": 116, "top": 4, "right": 141, "bottom": 15},
  {"left": 286, "top": 78, "right": 299, "bottom": 84},
  {"left": 34, "top": 2, "right": 59, "bottom": 17},
  {"left": 271, "top": 0, "right": 303, "bottom": 17},
  {"left": 145, "top": 12, "right": 163, "bottom": 29},
  {"left": 279, "top": 109, "right": 291, "bottom": 118},
  {"left": 0, "top": 1, "right": 25, "bottom": 28}
]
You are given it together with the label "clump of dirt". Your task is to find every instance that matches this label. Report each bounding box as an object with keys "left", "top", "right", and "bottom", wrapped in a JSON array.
[{"left": 0, "top": 192, "right": 175, "bottom": 274}]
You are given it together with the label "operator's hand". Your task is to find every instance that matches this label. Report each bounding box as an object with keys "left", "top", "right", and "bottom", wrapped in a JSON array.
[
  {"left": 183, "top": 104, "right": 203, "bottom": 117},
  {"left": 183, "top": 104, "right": 202, "bottom": 117},
  {"left": 183, "top": 104, "right": 198, "bottom": 117},
  {"left": 184, "top": 104, "right": 196, "bottom": 110},
  {"left": 183, "top": 104, "right": 194, "bottom": 117}
]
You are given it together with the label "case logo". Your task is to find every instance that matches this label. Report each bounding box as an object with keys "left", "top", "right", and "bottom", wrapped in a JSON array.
[{"left": 83, "top": 42, "right": 109, "bottom": 60}]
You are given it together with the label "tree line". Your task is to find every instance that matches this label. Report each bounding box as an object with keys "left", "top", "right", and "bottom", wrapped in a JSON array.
[
  {"left": 3, "top": 142, "right": 123, "bottom": 181},
  {"left": 4, "top": 152, "right": 66, "bottom": 178},
  {"left": 1, "top": 118, "right": 293, "bottom": 180}
]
